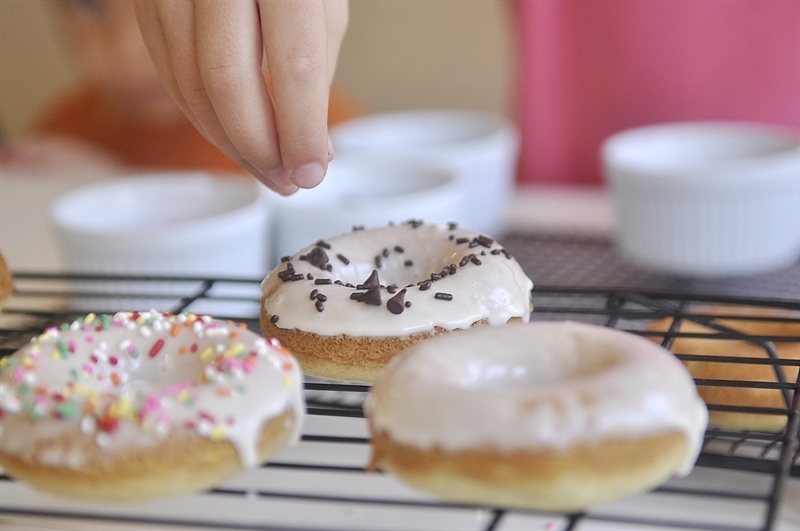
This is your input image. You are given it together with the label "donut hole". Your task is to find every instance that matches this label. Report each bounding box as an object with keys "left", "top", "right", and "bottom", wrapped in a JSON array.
[
  {"left": 333, "top": 251, "right": 460, "bottom": 290},
  {"left": 123, "top": 355, "right": 207, "bottom": 393},
  {"left": 54, "top": 340, "right": 215, "bottom": 400},
  {"left": 437, "top": 334, "right": 624, "bottom": 391}
]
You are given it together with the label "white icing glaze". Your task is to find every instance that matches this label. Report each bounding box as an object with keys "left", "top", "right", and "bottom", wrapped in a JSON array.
[
  {"left": 261, "top": 222, "right": 533, "bottom": 337},
  {"left": 365, "top": 321, "right": 708, "bottom": 475},
  {"left": 0, "top": 311, "right": 305, "bottom": 468}
]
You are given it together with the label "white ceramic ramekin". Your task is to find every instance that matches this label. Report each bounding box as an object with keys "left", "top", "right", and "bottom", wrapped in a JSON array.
[
  {"left": 50, "top": 172, "right": 272, "bottom": 310},
  {"left": 603, "top": 122, "right": 800, "bottom": 277},
  {"left": 330, "top": 109, "right": 519, "bottom": 237},
  {"left": 272, "top": 154, "right": 464, "bottom": 261}
]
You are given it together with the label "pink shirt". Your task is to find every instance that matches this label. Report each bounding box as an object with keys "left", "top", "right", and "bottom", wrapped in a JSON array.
[{"left": 511, "top": 0, "right": 800, "bottom": 186}]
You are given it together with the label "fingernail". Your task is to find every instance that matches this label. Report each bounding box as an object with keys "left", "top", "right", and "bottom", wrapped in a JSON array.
[
  {"left": 266, "top": 167, "right": 290, "bottom": 186},
  {"left": 327, "top": 136, "right": 335, "bottom": 162},
  {"left": 290, "top": 162, "right": 325, "bottom": 188},
  {"left": 275, "top": 183, "right": 299, "bottom": 196},
  {"left": 264, "top": 167, "right": 298, "bottom": 195}
]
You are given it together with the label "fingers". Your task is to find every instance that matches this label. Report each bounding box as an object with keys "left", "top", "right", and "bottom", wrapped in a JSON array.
[
  {"left": 260, "top": 0, "right": 331, "bottom": 188},
  {"left": 135, "top": 0, "right": 297, "bottom": 194},
  {"left": 134, "top": 0, "right": 348, "bottom": 193},
  {"left": 194, "top": 0, "right": 299, "bottom": 192}
]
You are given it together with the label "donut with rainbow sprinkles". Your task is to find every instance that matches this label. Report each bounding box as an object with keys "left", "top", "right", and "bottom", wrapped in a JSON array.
[{"left": 0, "top": 310, "right": 305, "bottom": 502}]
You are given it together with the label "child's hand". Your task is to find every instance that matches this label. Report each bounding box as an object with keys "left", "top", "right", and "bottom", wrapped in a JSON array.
[{"left": 134, "top": 0, "right": 348, "bottom": 195}]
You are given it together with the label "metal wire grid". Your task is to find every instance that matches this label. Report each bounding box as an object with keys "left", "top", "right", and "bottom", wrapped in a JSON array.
[{"left": 0, "top": 272, "right": 798, "bottom": 531}]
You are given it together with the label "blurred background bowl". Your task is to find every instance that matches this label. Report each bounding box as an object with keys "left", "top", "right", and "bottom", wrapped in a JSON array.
[
  {"left": 603, "top": 121, "right": 800, "bottom": 277},
  {"left": 330, "top": 109, "right": 519, "bottom": 237},
  {"left": 50, "top": 172, "right": 271, "bottom": 311},
  {"left": 272, "top": 153, "right": 464, "bottom": 260}
]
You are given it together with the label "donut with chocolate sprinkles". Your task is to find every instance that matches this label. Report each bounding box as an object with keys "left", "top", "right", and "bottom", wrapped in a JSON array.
[{"left": 260, "top": 222, "right": 533, "bottom": 382}]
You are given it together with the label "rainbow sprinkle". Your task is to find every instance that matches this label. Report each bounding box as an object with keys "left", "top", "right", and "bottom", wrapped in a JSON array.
[{"left": 0, "top": 311, "right": 299, "bottom": 449}]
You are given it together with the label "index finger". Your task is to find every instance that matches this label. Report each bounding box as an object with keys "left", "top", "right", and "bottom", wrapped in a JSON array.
[{"left": 259, "top": 0, "right": 331, "bottom": 189}]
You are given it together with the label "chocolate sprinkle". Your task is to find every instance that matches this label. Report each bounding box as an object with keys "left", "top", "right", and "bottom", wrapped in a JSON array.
[
  {"left": 270, "top": 314, "right": 279, "bottom": 323},
  {"left": 277, "top": 263, "right": 298, "bottom": 282},
  {"left": 315, "top": 239, "right": 332, "bottom": 249},
  {"left": 455, "top": 237, "right": 470, "bottom": 245},
  {"left": 337, "top": 254, "right": 350, "bottom": 265},
  {"left": 418, "top": 280, "right": 432, "bottom": 291},
  {"left": 307, "top": 246, "right": 329, "bottom": 269},
  {"left": 314, "top": 278, "right": 332, "bottom": 285},
  {"left": 404, "top": 260, "right": 414, "bottom": 267},
  {"left": 315, "top": 300, "right": 324, "bottom": 312},
  {"left": 386, "top": 288, "right": 407, "bottom": 315},
  {"left": 358, "top": 270, "right": 380, "bottom": 289},
  {"left": 374, "top": 255, "right": 382, "bottom": 268},
  {"left": 316, "top": 293, "right": 328, "bottom": 302},
  {"left": 471, "top": 256, "right": 482, "bottom": 266},
  {"left": 352, "top": 285, "right": 382, "bottom": 306},
  {"left": 309, "top": 289, "right": 319, "bottom": 300},
  {"left": 280, "top": 256, "right": 291, "bottom": 262},
  {"left": 476, "top": 235, "right": 494, "bottom": 248},
  {"left": 394, "top": 246, "right": 404, "bottom": 253},
  {"left": 405, "top": 301, "right": 412, "bottom": 308},
  {"left": 434, "top": 292, "right": 453, "bottom": 301}
]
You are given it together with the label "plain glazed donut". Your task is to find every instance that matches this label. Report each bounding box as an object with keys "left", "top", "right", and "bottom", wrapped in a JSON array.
[
  {"left": 0, "top": 310, "right": 305, "bottom": 502},
  {"left": 365, "top": 322, "right": 708, "bottom": 512},
  {"left": 260, "top": 221, "right": 533, "bottom": 382},
  {"left": 648, "top": 305, "right": 799, "bottom": 432}
]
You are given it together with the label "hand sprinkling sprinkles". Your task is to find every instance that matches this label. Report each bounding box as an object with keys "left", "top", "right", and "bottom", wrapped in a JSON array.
[{"left": 259, "top": 221, "right": 534, "bottom": 382}]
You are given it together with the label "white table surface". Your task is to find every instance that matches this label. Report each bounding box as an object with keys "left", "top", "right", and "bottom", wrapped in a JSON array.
[{"left": 0, "top": 169, "right": 797, "bottom": 531}]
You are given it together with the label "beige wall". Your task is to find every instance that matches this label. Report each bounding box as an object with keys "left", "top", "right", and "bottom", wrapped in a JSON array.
[
  {"left": 0, "top": 0, "right": 79, "bottom": 139},
  {"left": 338, "top": 0, "right": 515, "bottom": 116},
  {"left": 0, "top": 0, "right": 514, "bottom": 140}
]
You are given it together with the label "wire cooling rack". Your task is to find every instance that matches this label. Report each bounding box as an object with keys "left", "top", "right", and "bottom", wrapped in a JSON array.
[{"left": 0, "top": 270, "right": 798, "bottom": 531}]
